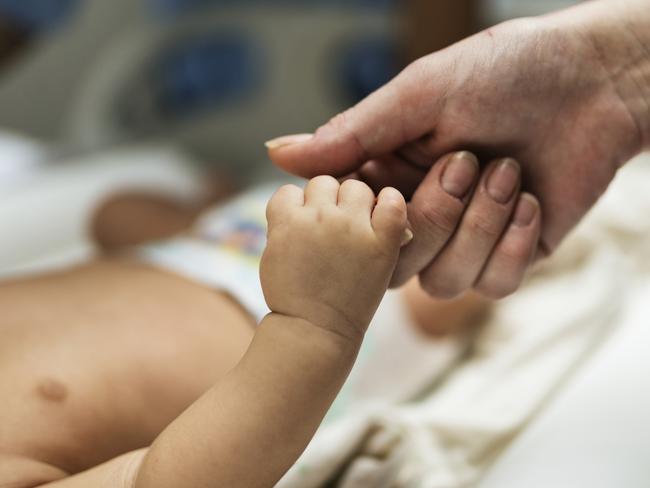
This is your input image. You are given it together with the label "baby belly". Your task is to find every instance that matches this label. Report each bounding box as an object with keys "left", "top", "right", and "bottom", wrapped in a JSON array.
[{"left": 0, "top": 259, "right": 254, "bottom": 476}]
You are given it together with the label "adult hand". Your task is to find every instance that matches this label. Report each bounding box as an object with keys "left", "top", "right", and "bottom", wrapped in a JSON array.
[{"left": 267, "top": 0, "right": 650, "bottom": 299}]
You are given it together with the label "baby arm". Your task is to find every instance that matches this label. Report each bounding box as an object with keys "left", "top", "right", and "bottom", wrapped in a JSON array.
[
  {"left": 133, "top": 177, "right": 407, "bottom": 487},
  {"left": 40, "top": 177, "right": 406, "bottom": 488}
]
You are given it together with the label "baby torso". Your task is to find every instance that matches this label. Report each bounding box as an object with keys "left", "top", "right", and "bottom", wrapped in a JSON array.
[{"left": 0, "top": 260, "right": 254, "bottom": 482}]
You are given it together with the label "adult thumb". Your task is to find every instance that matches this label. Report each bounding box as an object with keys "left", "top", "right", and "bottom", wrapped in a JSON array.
[{"left": 266, "top": 64, "right": 435, "bottom": 178}]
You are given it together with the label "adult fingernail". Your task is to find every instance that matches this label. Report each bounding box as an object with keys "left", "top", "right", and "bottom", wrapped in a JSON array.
[
  {"left": 487, "top": 158, "right": 520, "bottom": 204},
  {"left": 513, "top": 194, "right": 538, "bottom": 227},
  {"left": 265, "top": 133, "right": 313, "bottom": 149},
  {"left": 441, "top": 151, "right": 479, "bottom": 198}
]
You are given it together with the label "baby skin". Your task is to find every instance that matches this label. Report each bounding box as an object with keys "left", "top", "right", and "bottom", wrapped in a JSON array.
[
  {"left": 0, "top": 158, "right": 540, "bottom": 486},
  {"left": 137, "top": 178, "right": 409, "bottom": 487},
  {"left": 0, "top": 177, "right": 406, "bottom": 488}
]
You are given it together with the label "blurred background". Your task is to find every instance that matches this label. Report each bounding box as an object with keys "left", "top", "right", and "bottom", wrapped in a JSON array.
[
  {"left": 0, "top": 0, "right": 579, "bottom": 274},
  {"left": 5, "top": 6, "right": 650, "bottom": 488}
]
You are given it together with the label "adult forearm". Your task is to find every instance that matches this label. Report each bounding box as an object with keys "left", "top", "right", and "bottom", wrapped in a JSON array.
[{"left": 550, "top": 0, "right": 650, "bottom": 150}]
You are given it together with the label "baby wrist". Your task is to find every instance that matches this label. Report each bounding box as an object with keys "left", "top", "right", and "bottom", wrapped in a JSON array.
[{"left": 260, "top": 313, "right": 363, "bottom": 355}]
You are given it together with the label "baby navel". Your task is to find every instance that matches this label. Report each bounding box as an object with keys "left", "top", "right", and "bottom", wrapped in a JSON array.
[{"left": 36, "top": 378, "right": 68, "bottom": 403}]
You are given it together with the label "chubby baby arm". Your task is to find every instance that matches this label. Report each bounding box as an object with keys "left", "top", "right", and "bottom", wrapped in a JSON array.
[
  {"left": 35, "top": 177, "right": 406, "bottom": 488},
  {"left": 131, "top": 177, "right": 408, "bottom": 487}
]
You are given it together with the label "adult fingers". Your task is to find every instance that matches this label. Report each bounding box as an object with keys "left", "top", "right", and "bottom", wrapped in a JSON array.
[
  {"left": 474, "top": 193, "right": 541, "bottom": 299},
  {"left": 390, "top": 151, "right": 480, "bottom": 288},
  {"left": 418, "top": 158, "right": 521, "bottom": 299}
]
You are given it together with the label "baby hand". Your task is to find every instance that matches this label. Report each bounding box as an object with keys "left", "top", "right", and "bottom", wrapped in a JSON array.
[{"left": 261, "top": 176, "right": 408, "bottom": 341}]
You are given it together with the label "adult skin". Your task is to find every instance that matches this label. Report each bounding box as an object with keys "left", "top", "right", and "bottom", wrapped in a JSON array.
[{"left": 268, "top": 0, "right": 650, "bottom": 299}]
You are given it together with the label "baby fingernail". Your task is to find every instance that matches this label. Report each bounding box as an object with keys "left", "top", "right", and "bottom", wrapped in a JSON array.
[
  {"left": 513, "top": 194, "right": 538, "bottom": 227},
  {"left": 265, "top": 133, "right": 313, "bottom": 149},
  {"left": 487, "top": 158, "right": 520, "bottom": 204},
  {"left": 382, "top": 187, "right": 405, "bottom": 205},
  {"left": 401, "top": 228, "right": 414, "bottom": 246},
  {"left": 441, "top": 151, "right": 479, "bottom": 198}
]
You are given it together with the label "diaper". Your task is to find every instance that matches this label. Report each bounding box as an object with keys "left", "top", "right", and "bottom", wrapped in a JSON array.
[{"left": 138, "top": 183, "right": 278, "bottom": 321}]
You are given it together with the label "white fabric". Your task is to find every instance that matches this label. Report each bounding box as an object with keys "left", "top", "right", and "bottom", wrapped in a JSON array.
[
  {"left": 0, "top": 131, "right": 46, "bottom": 186},
  {"left": 325, "top": 291, "right": 469, "bottom": 427},
  {"left": 140, "top": 236, "right": 269, "bottom": 321},
  {"left": 479, "top": 155, "right": 650, "bottom": 488},
  {"left": 138, "top": 184, "right": 275, "bottom": 322},
  {"left": 479, "top": 280, "right": 650, "bottom": 487},
  {"left": 0, "top": 145, "right": 208, "bottom": 277}
]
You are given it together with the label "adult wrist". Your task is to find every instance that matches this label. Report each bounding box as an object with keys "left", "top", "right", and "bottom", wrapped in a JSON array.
[{"left": 548, "top": 0, "right": 650, "bottom": 151}]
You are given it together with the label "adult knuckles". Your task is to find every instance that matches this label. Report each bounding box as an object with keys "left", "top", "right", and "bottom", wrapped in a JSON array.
[
  {"left": 412, "top": 198, "right": 461, "bottom": 239},
  {"left": 466, "top": 213, "right": 507, "bottom": 241}
]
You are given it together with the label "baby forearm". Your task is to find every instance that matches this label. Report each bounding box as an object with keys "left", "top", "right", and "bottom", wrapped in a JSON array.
[{"left": 134, "top": 313, "right": 361, "bottom": 488}]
